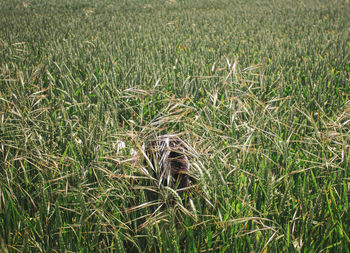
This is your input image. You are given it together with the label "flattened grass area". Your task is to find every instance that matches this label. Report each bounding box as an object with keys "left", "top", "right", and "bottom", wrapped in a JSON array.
[{"left": 1, "top": 0, "right": 349, "bottom": 251}]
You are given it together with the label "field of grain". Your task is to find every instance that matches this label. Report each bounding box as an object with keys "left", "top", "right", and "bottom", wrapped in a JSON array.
[{"left": 1, "top": 0, "right": 349, "bottom": 252}]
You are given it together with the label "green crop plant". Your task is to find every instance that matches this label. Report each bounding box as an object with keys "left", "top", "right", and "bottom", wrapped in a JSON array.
[{"left": 0, "top": 0, "right": 349, "bottom": 252}]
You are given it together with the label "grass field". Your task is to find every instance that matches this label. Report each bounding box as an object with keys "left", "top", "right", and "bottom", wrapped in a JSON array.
[{"left": 1, "top": 0, "right": 350, "bottom": 252}]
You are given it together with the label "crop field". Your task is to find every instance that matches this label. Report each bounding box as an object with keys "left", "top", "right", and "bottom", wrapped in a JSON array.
[{"left": 1, "top": 0, "right": 349, "bottom": 252}]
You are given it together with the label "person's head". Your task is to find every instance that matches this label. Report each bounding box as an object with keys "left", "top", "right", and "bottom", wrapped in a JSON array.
[{"left": 145, "top": 135, "right": 191, "bottom": 189}]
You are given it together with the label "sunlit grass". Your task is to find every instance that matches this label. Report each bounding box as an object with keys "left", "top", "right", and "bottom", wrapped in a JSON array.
[{"left": 0, "top": 0, "right": 349, "bottom": 252}]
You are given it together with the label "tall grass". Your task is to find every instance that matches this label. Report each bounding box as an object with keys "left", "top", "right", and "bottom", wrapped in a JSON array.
[{"left": 1, "top": 0, "right": 349, "bottom": 252}]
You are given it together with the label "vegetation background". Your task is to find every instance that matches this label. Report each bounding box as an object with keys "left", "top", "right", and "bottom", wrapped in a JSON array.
[{"left": 0, "top": 0, "right": 349, "bottom": 252}]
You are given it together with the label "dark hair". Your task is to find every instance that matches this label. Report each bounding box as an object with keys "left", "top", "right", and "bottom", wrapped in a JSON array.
[{"left": 145, "top": 135, "right": 191, "bottom": 189}]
